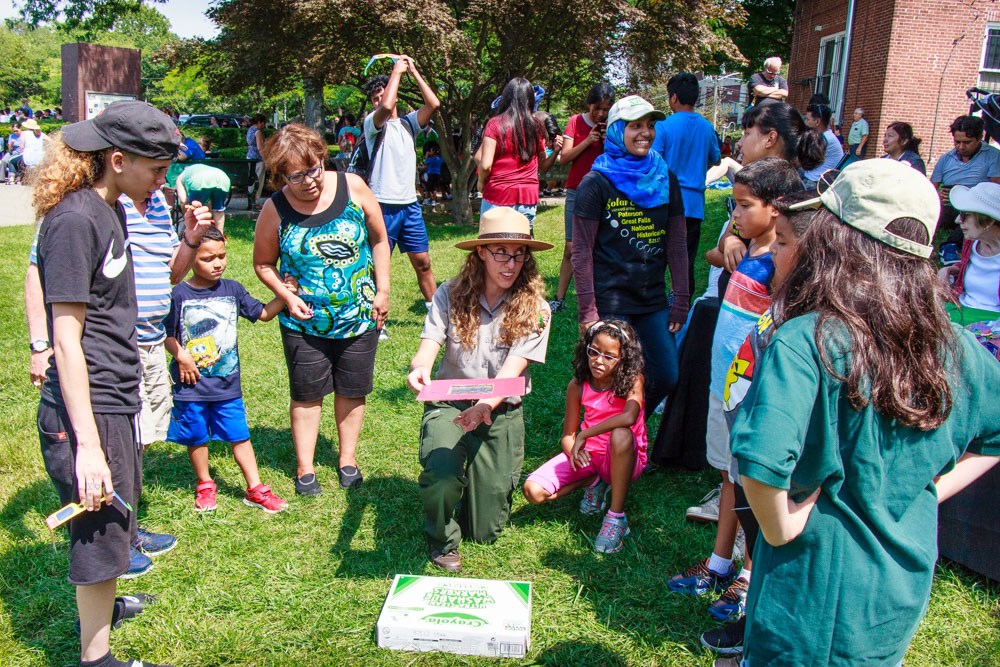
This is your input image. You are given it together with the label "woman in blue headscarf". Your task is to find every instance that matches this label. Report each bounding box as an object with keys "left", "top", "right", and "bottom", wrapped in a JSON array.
[{"left": 571, "top": 95, "right": 689, "bottom": 415}]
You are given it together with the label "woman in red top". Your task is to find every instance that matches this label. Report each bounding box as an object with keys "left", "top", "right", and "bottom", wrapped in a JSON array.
[
  {"left": 550, "top": 83, "right": 615, "bottom": 313},
  {"left": 476, "top": 78, "right": 560, "bottom": 233}
]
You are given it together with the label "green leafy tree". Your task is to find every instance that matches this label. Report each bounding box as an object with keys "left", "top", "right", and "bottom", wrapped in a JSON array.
[
  {"left": 721, "top": 0, "right": 795, "bottom": 78},
  {"left": 199, "top": 0, "right": 744, "bottom": 224},
  {"left": 13, "top": 0, "right": 167, "bottom": 37},
  {"left": 0, "top": 24, "right": 53, "bottom": 104},
  {"left": 16, "top": 0, "right": 746, "bottom": 223}
]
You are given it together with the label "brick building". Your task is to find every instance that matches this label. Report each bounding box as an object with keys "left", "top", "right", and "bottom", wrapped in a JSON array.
[{"left": 787, "top": 0, "right": 999, "bottom": 169}]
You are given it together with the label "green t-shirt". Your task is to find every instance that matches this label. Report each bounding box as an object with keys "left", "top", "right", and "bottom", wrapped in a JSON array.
[
  {"left": 179, "top": 163, "right": 231, "bottom": 193},
  {"left": 731, "top": 313, "right": 1000, "bottom": 666}
]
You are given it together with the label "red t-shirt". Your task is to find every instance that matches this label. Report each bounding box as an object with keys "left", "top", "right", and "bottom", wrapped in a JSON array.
[
  {"left": 564, "top": 113, "right": 604, "bottom": 190},
  {"left": 482, "top": 115, "right": 544, "bottom": 206}
]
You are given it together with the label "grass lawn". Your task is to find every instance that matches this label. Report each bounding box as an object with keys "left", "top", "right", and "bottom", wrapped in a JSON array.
[{"left": 0, "top": 191, "right": 997, "bottom": 666}]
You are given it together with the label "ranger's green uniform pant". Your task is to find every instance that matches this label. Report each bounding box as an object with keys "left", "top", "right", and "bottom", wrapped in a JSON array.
[{"left": 419, "top": 401, "right": 525, "bottom": 553}]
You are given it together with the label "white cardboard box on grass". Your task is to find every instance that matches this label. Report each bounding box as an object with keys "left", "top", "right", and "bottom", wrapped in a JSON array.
[{"left": 377, "top": 574, "right": 532, "bottom": 658}]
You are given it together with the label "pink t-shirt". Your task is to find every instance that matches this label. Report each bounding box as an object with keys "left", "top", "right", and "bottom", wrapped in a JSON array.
[
  {"left": 482, "top": 115, "right": 544, "bottom": 206},
  {"left": 581, "top": 381, "right": 647, "bottom": 458},
  {"left": 564, "top": 113, "right": 604, "bottom": 190}
]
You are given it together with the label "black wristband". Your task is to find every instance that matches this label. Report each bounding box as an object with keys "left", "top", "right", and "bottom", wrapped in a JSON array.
[{"left": 180, "top": 233, "right": 199, "bottom": 249}]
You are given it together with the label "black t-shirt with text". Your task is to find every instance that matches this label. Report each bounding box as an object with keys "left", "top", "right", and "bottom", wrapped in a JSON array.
[
  {"left": 37, "top": 188, "right": 141, "bottom": 414},
  {"left": 575, "top": 170, "right": 685, "bottom": 315}
]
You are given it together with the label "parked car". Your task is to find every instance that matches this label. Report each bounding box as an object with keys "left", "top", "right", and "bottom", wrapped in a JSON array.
[{"left": 182, "top": 113, "right": 244, "bottom": 128}]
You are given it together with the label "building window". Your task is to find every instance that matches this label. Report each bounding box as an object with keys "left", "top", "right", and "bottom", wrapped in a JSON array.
[
  {"left": 815, "top": 32, "right": 846, "bottom": 115},
  {"left": 978, "top": 23, "right": 1000, "bottom": 93}
]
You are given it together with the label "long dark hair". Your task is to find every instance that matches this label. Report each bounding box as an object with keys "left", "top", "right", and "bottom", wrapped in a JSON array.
[
  {"left": 742, "top": 103, "right": 807, "bottom": 166},
  {"left": 497, "top": 77, "right": 541, "bottom": 163},
  {"left": 887, "top": 121, "right": 922, "bottom": 153},
  {"left": 573, "top": 320, "right": 644, "bottom": 399},
  {"left": 585, "top": 82, "right": 615, "bottom": 107},
  {"left": 772, "top": 209, "right": 957, "bottom": 430}
]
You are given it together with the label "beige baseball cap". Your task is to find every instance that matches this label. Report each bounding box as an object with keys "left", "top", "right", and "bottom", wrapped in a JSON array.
[
  {"left": 607, "top": 95, "right": 666, "bottom": 127},
  {"left": 789, "top": 160, "right": 940, "bottom": 258}
]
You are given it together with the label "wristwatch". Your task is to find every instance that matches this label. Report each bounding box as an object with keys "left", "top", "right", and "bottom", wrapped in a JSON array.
[{"left": 29, "top": 339, "right": 50, "bottom": 353}]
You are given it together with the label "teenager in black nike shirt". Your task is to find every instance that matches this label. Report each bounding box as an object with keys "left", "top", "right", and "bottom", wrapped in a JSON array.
[{"left": 32, "top": 101, "right": 206, "bottom": 667}]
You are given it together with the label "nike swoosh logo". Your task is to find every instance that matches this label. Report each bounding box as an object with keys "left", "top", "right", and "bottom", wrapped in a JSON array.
[{"left": 102, "top": 237, "right": 130, "bottom": 279}]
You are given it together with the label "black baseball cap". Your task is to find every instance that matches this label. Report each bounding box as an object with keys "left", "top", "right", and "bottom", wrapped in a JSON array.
[{"left": 62, "top": 100, "right": 181, "bottom": 160}]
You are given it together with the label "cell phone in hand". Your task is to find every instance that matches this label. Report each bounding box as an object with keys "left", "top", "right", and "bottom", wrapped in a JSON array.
[{"left": 45, "top": 491, "right": 133, "bottom": 530}]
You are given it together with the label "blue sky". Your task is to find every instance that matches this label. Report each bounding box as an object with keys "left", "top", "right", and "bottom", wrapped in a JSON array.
[{"left": 0, "top": 0, "right": 221, "bottom": 39}]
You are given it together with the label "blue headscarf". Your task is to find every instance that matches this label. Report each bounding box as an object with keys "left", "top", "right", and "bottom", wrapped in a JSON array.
[{"left": 591, "top": 119, "right": 673, "bottom": 209}]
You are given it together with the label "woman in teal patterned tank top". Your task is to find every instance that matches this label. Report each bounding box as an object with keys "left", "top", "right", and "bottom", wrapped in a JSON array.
[{"left": 254, "top": 124, "right": 390, "bottom": 495}]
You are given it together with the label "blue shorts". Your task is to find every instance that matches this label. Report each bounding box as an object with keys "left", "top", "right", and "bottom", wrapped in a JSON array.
[
  {"left": 187, "top": 187, "right": 228, "bottom": 212},
  {"left": 167, "top": 397, "right": 251, "bottom": 446},
  {"left": 380, "top": 202, "right": 429, "bottom": 254}
]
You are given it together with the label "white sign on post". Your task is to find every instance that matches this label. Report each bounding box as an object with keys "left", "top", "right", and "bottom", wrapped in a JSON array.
[{"left": 85, "top": 92, "right": 137, "bottom": 119}]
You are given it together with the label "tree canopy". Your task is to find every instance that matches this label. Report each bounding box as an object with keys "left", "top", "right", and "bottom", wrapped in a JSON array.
[{"left": 197, "top": 0, "right": 746, "bottom": 222}]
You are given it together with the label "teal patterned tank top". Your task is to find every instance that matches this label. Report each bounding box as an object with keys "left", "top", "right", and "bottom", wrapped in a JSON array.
[{"left": 273, "top": 172, "right": 376, "bottom": 338}]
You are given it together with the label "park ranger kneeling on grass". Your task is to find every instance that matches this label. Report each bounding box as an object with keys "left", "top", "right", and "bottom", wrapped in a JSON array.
[{"left": 406, "top": 207, "right": 552, "bottom": 573}]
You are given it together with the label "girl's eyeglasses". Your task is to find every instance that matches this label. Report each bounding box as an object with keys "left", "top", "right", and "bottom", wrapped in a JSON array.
[
  {"left": 285, "top": 164, "right": 323, "bottom": 184},
  {"left": 482, "top": 246, "right": 529, "bottom": 264},
  {"left": 586, "top": 345, "right": 620, "bottom": 363}
]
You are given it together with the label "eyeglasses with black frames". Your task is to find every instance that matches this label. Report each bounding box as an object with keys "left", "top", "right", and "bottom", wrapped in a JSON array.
[
  {"left": 285, "top": 164, "right": 323, "bottom": 184},
  {"left": 481, "top": 246, "right": 529, "bottom": 264}
]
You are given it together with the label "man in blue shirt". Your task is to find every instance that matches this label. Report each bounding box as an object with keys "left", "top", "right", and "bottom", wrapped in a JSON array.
[
  {"left": 177, "top": 131, "right": 206, "bottom": 161},
  {"left": 652, "top": 72, "right": 721, "bottom": 292},
  {"left": 931, "top": 115, "right": 1000, "bottom": 251}
]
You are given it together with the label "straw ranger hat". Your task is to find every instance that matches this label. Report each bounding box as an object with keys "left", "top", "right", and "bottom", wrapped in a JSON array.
[{"left": 455, "top": 207, "right": 554, "bottom": 251}]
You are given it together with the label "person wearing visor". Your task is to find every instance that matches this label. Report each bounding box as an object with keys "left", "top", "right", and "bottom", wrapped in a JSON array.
[
  {"left": 940, "top": 182, "right": 1000, "bottom": 320},
  {"left": 730, "top": 159, "right": 1000, "bottom": 666}
]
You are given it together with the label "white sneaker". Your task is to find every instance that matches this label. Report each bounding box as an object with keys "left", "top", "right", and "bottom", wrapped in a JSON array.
[
  {"left": 686, "top": 484, "right": 722, "bottom": 523},
  {"left": 732, "top": 525, "right": 745, "bottom": 560}
]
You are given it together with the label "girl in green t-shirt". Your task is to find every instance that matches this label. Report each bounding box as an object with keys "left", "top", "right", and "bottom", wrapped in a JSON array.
[{"left": 731, "top": 160, "right": 1000, "bottom": 666}]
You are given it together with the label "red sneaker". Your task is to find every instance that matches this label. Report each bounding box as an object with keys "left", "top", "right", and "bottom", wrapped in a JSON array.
[
  {"left": 244, "top": 484, "right": 288, "bottom": 514},
  {"left": 194, "top": 480, "right": 217, "bottom": 512}
]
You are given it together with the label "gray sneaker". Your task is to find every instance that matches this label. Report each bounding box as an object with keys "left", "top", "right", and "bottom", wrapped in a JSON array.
[
  {"left": 686, "top": 483, "right": 722, "bottom": 523},
  {"left": 579, "top": 479, "right": 610, "bottom": 515},
  {"left": 594, "top": 514, "right": 630, "bottom": 553}
]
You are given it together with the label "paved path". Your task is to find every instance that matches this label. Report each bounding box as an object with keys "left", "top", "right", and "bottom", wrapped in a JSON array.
[{"left": 0, "top": 185, "right": 36, "bottom": 227}]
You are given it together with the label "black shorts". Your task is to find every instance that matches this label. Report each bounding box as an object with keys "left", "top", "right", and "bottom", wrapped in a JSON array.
[
  {"left": 426, "top": 173, "right": 441, "bottom": 191},
  {"left": 280, "top": 326, "right": 378, "bottom": 401},
  {"left": 37, "top": 401, "right": 141, "bottom": 586}
]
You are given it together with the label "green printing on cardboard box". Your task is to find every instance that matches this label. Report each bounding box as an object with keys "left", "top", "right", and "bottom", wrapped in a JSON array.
[
  {"left": 424, "top": 586, "right": 495, "bottom": 609},
  {"left": 421, "top": 612, "right": 489, "bottom": 627}
]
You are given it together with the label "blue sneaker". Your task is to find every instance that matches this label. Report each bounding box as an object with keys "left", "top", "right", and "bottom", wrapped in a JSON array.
[
  {"left": 135, "top": 527, "right": 177, "bottom": 556},
  {"left": 940, "top": 243, "right": 961, "bottom": 266},
  {"left": 708, "top": 575, "right": 749, "bottom": 621},
  {"left": 121, "top": 547, "right": 153, "bottom": 580},
  {"left": 667, "top": 558, "right": 735, "bottom": 595}
]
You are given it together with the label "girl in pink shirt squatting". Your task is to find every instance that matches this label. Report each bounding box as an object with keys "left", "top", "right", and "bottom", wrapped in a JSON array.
[{"left": 523, "top": 320, "right": 646, "bottom": 553}]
